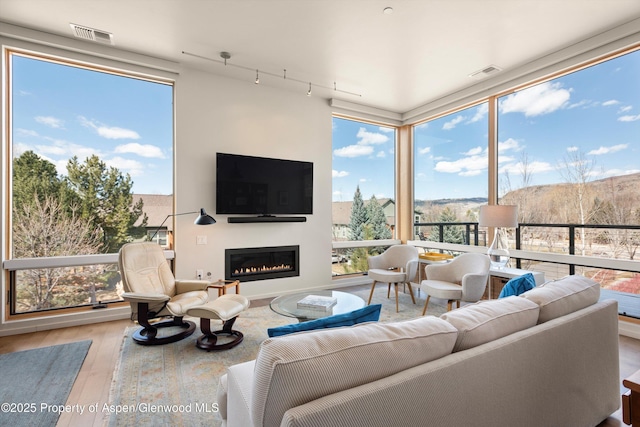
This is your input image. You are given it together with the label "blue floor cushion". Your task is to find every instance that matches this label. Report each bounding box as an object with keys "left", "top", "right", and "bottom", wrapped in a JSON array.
[
  {"left": 267, "top": 304, "right": 382, "bottom": 337},
  {"left": 499, "top": 273, "right": 536, "bottom": 298}
]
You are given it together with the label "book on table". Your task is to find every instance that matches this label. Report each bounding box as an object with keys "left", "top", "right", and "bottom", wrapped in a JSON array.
[{"left": 297, "top": 295, "right": 338, "bottom": 311}]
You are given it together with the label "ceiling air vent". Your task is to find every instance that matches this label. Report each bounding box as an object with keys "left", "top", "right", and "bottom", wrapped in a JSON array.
[
  {"left": 70, "top": 23, "right": 114, "bottom": 45},
  {"left": 469, "top": 64, "right": 502, "bottom": 79}
]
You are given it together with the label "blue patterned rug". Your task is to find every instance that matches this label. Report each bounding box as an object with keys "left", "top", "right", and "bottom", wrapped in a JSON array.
[
  {"left": 0, "top": 340, "right": 92, "bottom": 427},
  {"left": 107, "top": 287, "right": 444, "bottom": 426}
]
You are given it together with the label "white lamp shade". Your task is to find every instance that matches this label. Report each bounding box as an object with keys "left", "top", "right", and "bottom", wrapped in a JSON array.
[{"left": 478, "top": 205, "right": 518, "bottom": 228}]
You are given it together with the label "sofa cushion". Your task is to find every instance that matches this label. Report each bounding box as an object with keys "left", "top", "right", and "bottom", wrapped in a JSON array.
[
  {"left": 252, "top": 316, "right": 458, "bottom": 427},
  {"left": 441, "top": 296, "right": 540, "bottom": 352},
  {"left": 266, "top": 304, "right": 382, "bottom": 337},
  {"left": 520, "top": 275, "right": 600, "bottom": 323}
]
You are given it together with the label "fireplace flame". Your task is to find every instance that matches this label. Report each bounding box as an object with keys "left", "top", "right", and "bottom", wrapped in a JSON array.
[{"left": 234, "top": 264, "right": 292, "bottom": 276}]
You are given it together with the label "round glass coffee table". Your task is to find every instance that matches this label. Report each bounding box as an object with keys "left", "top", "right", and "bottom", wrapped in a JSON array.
[{"left": 270, "top": 290, "right": 365, "bottom": 322}]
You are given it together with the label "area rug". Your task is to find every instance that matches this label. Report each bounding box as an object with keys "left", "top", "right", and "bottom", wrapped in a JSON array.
[
  {"left": 107, "top": 288, "right": 445, "bottom": 427},
  {"left": 0, "top": 340, "right": 92, "bottom": 427}
]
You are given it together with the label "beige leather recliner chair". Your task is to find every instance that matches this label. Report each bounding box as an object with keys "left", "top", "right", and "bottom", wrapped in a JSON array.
[{"left": 118, "top": 242, "right": 209, "bottom": 345}]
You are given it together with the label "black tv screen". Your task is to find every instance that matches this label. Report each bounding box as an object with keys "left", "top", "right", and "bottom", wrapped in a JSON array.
[{"left": 216, "top": 153, "right": 313, "bottom": 215}]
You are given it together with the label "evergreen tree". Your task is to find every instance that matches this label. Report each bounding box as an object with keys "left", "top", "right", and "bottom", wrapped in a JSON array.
[
  {"left": 429, "top": 206, "right": 464, "bottom": 244},
  {"left": 12, "top": 151, "right": 76, "bottom": 216},
  {"left": 66, "top": 155, "right": 147, "bottom": 253},
  {"left": 366, "top": 195, "right": 392, "bottom": 240},
  {"left": 348, "top": 185, "right": 367, "bottom": 241}
]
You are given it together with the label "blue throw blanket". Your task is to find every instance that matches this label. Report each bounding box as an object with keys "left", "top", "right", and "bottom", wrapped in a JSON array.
[{"left": 498, "top": 273, "right": 536, "bottom": 298}]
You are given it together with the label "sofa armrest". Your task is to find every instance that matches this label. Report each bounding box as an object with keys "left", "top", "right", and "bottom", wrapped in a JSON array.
[
  {"left": 175, "top": 279, "right": 210, "bottom": 294},
  {"left": 225, "top": 360, "right": 256, "bottom": 427}
]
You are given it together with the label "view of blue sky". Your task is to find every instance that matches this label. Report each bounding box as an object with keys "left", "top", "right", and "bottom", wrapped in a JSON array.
[
  {"left": 11, "top": 54, "right": 173, "bottom": 195},
  {"left": 334, "top": 49, "right": 640, "bottom": 201}
]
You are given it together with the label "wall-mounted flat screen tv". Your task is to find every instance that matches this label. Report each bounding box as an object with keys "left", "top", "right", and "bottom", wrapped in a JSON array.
[{"left": 216, "top": 153, "right": 313, "bottom": 215}]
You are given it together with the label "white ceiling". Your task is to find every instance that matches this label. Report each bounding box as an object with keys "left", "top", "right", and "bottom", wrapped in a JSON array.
[{"left": 2, "top": 0, "right": 640, "bottom": 114}]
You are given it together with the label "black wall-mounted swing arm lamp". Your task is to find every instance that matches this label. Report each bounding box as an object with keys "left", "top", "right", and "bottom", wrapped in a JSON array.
[{"left": 149, "top": 208, "right": 216, "bottom": 241}]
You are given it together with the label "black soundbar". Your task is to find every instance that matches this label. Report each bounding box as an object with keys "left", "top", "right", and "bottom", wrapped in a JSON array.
[{"left": 227, "top": 216, "right": 307, "bottom": 223}]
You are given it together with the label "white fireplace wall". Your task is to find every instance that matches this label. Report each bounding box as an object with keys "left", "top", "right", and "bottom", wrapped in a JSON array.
[{"left": 174, "top": 66, "right": 333, "bottom": 299}]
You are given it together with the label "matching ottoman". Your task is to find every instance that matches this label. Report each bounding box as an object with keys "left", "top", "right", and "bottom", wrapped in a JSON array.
[{"left": 186, "top": 294, "right": 250, "bottom": 351}]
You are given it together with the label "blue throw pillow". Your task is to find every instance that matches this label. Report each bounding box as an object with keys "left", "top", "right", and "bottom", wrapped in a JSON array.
[
  {"left": 267, "top": 304, "right": 382, "bottom": 337},
  {"left": 499, "top": 273, "right": 536, "bottom": 298}
]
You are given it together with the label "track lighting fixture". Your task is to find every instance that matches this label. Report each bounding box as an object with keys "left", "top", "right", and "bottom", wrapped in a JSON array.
[
  {"left": 220, "top": 51, "right": 231, "bottom": 65},
  {"left": 181, "top": 50, "right": 361, "bottom": 98}
]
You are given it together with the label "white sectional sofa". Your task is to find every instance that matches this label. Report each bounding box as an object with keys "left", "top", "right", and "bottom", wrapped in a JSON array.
[{"left": 218, "top": 275, "right": 620, "bottom": 427}]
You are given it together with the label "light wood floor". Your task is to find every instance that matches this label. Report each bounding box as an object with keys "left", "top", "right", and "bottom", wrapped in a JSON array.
[{"left": 0, "top": 293, "right": 638, "bottom": 427}]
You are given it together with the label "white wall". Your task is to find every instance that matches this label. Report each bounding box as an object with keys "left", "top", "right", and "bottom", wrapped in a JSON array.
[
  {"left": 173, "top": 66, "right": 334, "bottom": 298},
  {"left": 0, "top": 28, "right": 334, "bottom": 335}
]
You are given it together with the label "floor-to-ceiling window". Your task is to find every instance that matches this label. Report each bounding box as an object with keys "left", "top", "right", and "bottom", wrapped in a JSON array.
[
  {"left": 413, "top": 102, "right": 489, "bottom": 244},
  {"left": 410, "top": 46, "right": 640, "bottom": 318},
  {"left": 331, "top": 116, "right": 396, "bottom": 276},
  {"left": 4, "top": 50, "right": 174, "bottom": 315},
  {"left": 497, "top": 47, "right": 640, "bottom": 300}
]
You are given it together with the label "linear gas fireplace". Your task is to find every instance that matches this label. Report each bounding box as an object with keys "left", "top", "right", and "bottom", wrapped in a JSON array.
[{"left": 225, "top": 245, "right": 299, "bottom": 282}]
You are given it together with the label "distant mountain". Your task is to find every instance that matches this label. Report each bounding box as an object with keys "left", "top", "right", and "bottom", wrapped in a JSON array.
[
  {"left": 502, "top": 172, "right": 640, "bottom": 204},
  {"left": 414, "top": 172, "right": 640, "bottom": 222},
  {"left": 419, "top": 197, "right": 488, "bottom": 206}
]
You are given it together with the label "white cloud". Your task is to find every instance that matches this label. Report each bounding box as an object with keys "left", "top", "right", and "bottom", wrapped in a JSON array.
[
  {"left": 332, "top": 170, "right": 349, "bottom": 178},
  {"left": 597, "top": 168, "right": 640, "bottom": 178},
  {"left": 105, "top": 156, "right": 144, "bottom": 176},
  {"left": 12, "top": 142, "right": 30, "bottom": 157},
  {"left": 79, "top": 116, "right": 141, "bottom": 140},
  {"left": 378, "top": 126, "right": 394, "bottom": 133},
  {"left": 418, "top": 146, "right": 431, "bottom": 155},
  {"left": 357, "top": 127, "right": 389, "bottom": 145},
  {"left": 618, "top": 114, "right": 640, "bottom": 122},
  {"left": 463, "top": 146, "right": 483, "bottom": 156},
  {"left": 499, "top": 82, "right": 571, "bottom": 117},
  {"left": 568, "top": 100, "right": 594, "bottom": 109},
  {"left": 38, "top": 138, "right": 103, "bottom": 160},
  {"left": 567, "top": 146, "right": 579, "bottom": 152},
  {"left": 587, "top": 144, "right": 628, "bottom": 155},
  {"left": 498, "top": 138, "right": 522, "bottom": 153},
  {"left": 334, "top": 127, "right": 389, "bottom": 158},
  {"left": 618, "top": 105, "right": 633, "bottom": 113},
  {"left": 376, "top": 151, "right": 386, "bottom": 158},
  {"left": 602, "top": 99, "right": 619, "bottom": 106},
  {"left": 333, "top": 145, "right": 374, "bottom": 158},
  {"left": 434, "top": 154, "right": 487, "bottom": 175},
  {"left": 35, "top": 116, "right": 64, "bottom": 129},
  {"left": 500, "top": 160, "right": 554, "bottom": 175},
  {"left": 442, "top": 115, "right": 465, "bottom": 130},
  {"left": 415, "top": 122, "right": 428, "bottom": 130},
  {"left": 114, "top": 142, "right": 165, "bottom": 158},
  {"left": 15, "top": 128, "right": 39, "bottom": 137},
  {"left": 468, "top": 103, "right": 488, "bottom": 123}
]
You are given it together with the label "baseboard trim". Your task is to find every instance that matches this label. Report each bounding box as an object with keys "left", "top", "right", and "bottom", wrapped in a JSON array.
[
  {"left": 619, "top": 319, "right": 640, "bottom": 339},
  {"left": 0, "top": 306, "right": 131, "bottom": 337}
]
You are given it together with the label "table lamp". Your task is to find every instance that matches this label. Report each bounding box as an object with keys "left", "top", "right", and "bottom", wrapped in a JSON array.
[{"left": 478, "top": 205, "right": 518, "bottom": 269}]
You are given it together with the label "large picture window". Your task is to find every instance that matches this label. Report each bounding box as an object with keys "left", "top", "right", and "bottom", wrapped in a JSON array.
[
  {"left": 413, "top": 102, "right": 489, "bottom": 244},
  {"left": 331, "top": 116, "right": 396, "bottom": 275},
  {"left": 6, "top": 50, "right": 174, "bottom": 314}
]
